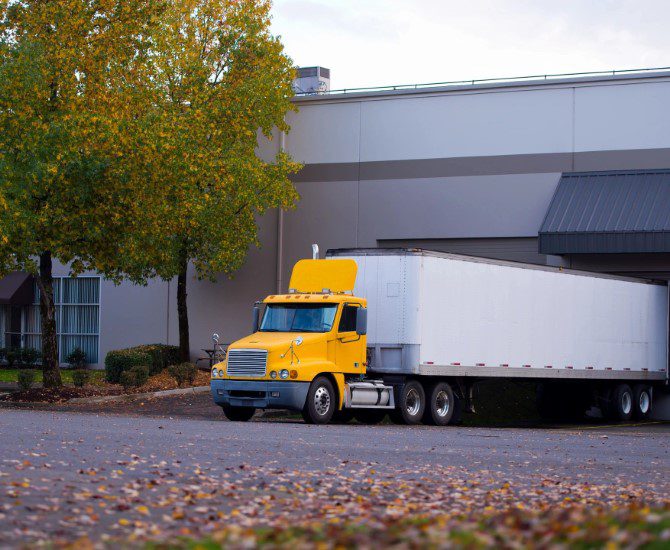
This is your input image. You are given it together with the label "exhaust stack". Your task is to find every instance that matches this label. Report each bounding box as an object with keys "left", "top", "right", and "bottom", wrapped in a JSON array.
[{"left": 312, "top": 244, "right": 319, "bottom": 260}]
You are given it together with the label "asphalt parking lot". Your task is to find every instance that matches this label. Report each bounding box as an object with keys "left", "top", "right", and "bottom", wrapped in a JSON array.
[{"left": 0, "top": 394, "right": 668, "bottom": 545}]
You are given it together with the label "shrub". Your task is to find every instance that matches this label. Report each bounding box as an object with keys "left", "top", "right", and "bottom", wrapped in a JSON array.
[
  {"left": 71, "top": 369, "right": 90, "bottom": 387},
  {"left": 105, "top": 349, "right": 152, "bottom": 383},
  {"left": 168, "top": 362, "right": 197, "bottom": 387},
  {"left": 66, "top": 347, "right": 88, "bottom": 369},
  {"left": 0, "top": 347, "right": 6, "bottom": 363},
  {"left": 17, "top": 369, "right": 36, "bottom": 391},
  {"left": 19, "top": 347, "right": 40, "bottom": 366},
  {"left": 134, "top": 344, "right": 181, "bottom": 375},
  {"left": 5, "top": 348, "right": 20, "bottom": 368},
  {"left": 119, "top": 365, "right": 150, "bottom": 390}
]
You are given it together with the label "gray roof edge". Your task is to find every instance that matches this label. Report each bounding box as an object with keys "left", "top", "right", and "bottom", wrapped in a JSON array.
[
  {"left": 327, "top": 248, "right": 665, "bottom": 285},
  {"left": 294, "top": 70, "right": 670, "bottom": 103}
]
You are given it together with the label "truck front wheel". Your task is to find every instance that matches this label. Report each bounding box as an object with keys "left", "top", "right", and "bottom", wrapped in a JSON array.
[
  {"left": 423, "top": 382, "right": 454, "bottom": 426},
  {"left": 221, "top": 405, "right": 256, "bottom": 422},
  {"left": 391, "top": 381, "right": 425, "bottom": 425},
  {"left": 303, "top": 376, "right": 336, "bottom": 424}
]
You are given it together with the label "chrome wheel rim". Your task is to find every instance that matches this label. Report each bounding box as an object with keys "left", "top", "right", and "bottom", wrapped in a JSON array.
[
  {"left": 406, "top": 388, "right": 421, "bottom": 416},
  {"left": 639, "top": 391, "right": 650, "bottom": 414},
  {"left": 314, "top": 386, "right": 331, "bottom": 416},
  {"left": 435, "top": 390, "right": 450, "bottom": 417},
  {"left": 621, "top": 392, "right": 632, "bottom": 415}
]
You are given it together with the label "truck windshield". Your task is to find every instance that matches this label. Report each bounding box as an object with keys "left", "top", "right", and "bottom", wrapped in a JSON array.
[{"left": 260, "top": 304, "right": 337, "bottom": 333}]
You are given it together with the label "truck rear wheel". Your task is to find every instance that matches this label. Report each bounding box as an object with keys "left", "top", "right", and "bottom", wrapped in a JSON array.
[
  {"left": 633, "top": 384, "right": 652, "bottom": 420},
  {"left": 423, "top": 382, "right": 454, "bottom": 426},
  {"left": 610, "top": 384, "right": 634, "bottom": 421},
  {"left": 391, "top": 380, "right": 425, "bottom": 425},
  {"left": 221, "top": 405, "right": 255, "bottom": 422},
  {"left": 302, "top": 376, "right": 336, "bottom": 424}
]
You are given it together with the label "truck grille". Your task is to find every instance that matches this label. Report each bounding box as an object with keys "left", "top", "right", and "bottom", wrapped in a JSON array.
[{"left": 226, "top": 349, "right": 267, "bottom": 378}]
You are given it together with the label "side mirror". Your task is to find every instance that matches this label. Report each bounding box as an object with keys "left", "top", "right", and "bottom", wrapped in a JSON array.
[
  {"left": 252, "top": 303, "right": 261, "bottom": 333},
  {"left": 356, "top": 308, "right": 367, "bottom": 336},
  {"left": 212, "top": 333, "right": 220, "bottom": 345}
]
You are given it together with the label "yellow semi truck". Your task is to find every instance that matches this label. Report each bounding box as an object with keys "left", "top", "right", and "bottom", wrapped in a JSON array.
[{"left": 211, "top": 247, "right": 667, "bottom": 424}]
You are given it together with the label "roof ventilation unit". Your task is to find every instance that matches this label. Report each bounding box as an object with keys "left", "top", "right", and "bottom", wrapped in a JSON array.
[{"left": 293, "top": 66, "right": 330, "bottom": 94}]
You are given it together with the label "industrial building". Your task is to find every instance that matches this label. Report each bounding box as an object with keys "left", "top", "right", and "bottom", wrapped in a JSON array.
[{"left": 2, "top": 67, "right": 670, "bottom": 369}]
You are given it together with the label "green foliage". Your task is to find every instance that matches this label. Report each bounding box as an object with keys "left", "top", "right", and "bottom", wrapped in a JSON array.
[
  {"left": 65, "top": 347, "right": 88, "bottom": 369},
  {"left": 71, "top": 369, "right": 90, "bottom": 388},
  {"left": 4, "top": 348, "right": 19, "bottom": 368},
  {"left": 119, "top": 365, "right": 150, "bottom": 390},
  {"left": 168, "top": 362, "right": 197, "bottom": 387},
  {"left": 105, "top": 349, "right": 153, "bottom": 384},
  {"left": 17, "top": 369, "right": 35, "bottom": 391},
  {"left": 19, "top": 347, "right": 40, "bottom": 366},
  {"left": 134, "top": 344, "right": 181, "bottom": 375}
]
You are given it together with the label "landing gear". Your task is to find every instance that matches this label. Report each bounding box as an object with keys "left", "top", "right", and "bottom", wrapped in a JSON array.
[
  {"left": 221, "top": 405, "right": 256, "bottom": 422},
  {"left": 302, "top": 376, "right": 336, "bottom": 424}
]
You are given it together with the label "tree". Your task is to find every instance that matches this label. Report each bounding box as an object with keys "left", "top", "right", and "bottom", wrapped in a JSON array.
[
  {"left": 141, "top": 0, "right": 300, "bottom": 361},
  {"left": 0, "top": 1, "right": 165, "bottom": 387}
]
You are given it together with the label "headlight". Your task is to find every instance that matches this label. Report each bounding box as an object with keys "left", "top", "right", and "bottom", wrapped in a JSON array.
[
  {"left": 280, "top": 369, "right": 289, "bottom": 379},
  {"left": 270, "top": 371, "right": 277, "bottom": 379},
  {"left": 212, "top": 369, "right": 218, "bottom": 377}
]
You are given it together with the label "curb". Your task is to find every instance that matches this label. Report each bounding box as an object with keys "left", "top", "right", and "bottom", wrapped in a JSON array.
[{"left": 67, "top": 385, "right": 211, "bottom": 404}]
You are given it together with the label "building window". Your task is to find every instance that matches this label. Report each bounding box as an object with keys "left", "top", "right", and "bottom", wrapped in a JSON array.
[{"left": 1, "top": 277, "right": 100, "bottom": 364}]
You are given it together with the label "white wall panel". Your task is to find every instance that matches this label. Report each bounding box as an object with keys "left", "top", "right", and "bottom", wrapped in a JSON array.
[
  {"left": 285, "top": 102, "right": 360, "bottom": 164},
  {"left": 575, "top": 82, "right": 670, "bottom": 152},
  {"left": 359, "top": 89, "right": 574, "bottom": 162}
]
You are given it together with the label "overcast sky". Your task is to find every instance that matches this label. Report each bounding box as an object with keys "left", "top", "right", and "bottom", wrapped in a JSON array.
[{"left": 270, "top": 0, "right": 669, "bottom": 90}]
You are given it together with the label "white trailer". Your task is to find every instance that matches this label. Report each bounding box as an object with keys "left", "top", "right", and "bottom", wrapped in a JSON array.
[{"left": 328, "top": 248, "right": 668, "bottom": 423}]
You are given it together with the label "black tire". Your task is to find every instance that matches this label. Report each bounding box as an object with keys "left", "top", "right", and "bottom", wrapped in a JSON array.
[
  {"left": 391, "top": 380, "right": 425, "bottom": 425},
  {"left": 221, "top": 405, "right": 255, "bottom": 422},
  {"left": 610, "top": 384, "right": 634, "bottom": 421},
  {"left": 633, "top": 384, "right": 652, "bottom": 420},
  {"left": 423, "top": 382, "right": 455, "bottom": 426},
  {"left": 302, "top": 376, "right": 336, "bottom": 424},
  {"left": 353, "top": 409, "right": 387, "bottom": 425}
]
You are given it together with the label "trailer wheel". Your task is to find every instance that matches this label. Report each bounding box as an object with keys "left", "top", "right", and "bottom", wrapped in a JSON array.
[
  {"left": 423, "top": 382, "right": 454, "bottom": 426},
  {"left": 391, "top": 381, "right": 425, "bottom": 425},
  {"left": 633, "top": 384, "right": 652, "bottom": 420},
  {"left": 302, "top": 376, "right": 336, "bottom": 424},
  {"left": 353, "top": 410, "right": 387, "bottom": 425},
  {"left": 610, "top": 384, "right": 634, "bottom": 421},
  {"left": 221, "top": 405, "right": 256, "bottom": 422}
]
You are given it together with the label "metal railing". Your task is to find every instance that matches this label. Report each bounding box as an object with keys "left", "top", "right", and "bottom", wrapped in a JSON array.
[{"left": 295, "top": 66, "right": 670, "bottom": 97}]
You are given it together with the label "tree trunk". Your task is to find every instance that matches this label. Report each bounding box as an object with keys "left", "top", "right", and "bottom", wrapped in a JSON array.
[
  {"left": 177, "top": 252, "right": 190, "bottom": 363},
  {"left": 38, "top": 251, "right": 62, "bottom": 388}
]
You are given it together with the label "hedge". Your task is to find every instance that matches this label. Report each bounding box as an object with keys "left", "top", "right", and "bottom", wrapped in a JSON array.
[
  {"left": 133, "top": 344, "right": 181, "bottom": 375},
  {"left": 104, "top": 348, "right": 153, "bottom": 383}
]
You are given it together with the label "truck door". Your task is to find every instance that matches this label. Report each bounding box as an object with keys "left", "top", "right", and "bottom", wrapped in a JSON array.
[{"left": 336, "top": 304, "right": 364, "bottom": 373}]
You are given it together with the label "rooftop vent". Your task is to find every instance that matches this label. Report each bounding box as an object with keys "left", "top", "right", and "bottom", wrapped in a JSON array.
[{"left": 293, "top": 66, "right": 330, "bottom": 95}]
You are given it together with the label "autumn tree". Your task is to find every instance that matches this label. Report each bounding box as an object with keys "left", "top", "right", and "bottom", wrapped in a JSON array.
[
  {"left": 0, "top": 1, "right": 165, "bottom": 387},
  {"left": 141, "top": 0, "right": 300, "bottom": 361}
]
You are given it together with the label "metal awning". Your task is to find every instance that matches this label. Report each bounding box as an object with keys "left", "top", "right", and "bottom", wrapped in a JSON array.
[
  {"left": 539, "top": 169, "right": 670, "bottom": 254},
  {"left": 0, "top": 272, "right": 34, "bottom": 306}
]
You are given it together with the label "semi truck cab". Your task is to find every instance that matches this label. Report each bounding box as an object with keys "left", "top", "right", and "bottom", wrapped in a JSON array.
[{"left": 210, "top": 255, "right": 382, "bottom": 423}]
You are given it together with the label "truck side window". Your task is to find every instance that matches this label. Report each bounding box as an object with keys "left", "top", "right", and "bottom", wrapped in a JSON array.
[{"left": 338, "top": 305, "right": 358, "bottom": 333}]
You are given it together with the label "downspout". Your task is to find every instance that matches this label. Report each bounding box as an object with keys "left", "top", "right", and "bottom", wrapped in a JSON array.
[{"left": 276, "top": 130, "right": 286, "bottom": 294}]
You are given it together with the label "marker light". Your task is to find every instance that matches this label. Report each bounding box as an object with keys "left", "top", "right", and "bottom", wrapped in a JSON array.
[
  {"left": 290, "top": 370, "right": 298, "bottom": 379},
  {"left": 280, "top": 369, "right": 289, "bottom": 379}
]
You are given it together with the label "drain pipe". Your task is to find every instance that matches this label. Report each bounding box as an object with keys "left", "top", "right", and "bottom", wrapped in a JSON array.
[{"left": 276, "top": 131, "right": 286, "bottom": 294}]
